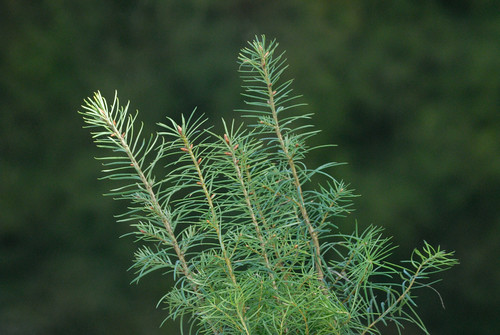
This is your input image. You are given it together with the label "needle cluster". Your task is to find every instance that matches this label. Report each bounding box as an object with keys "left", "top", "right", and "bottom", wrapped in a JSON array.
[{"left": 80, "top": 35, "right": 457, "bottom": 334}]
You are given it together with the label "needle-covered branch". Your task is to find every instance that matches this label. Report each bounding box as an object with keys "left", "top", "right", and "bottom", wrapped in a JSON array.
[{"left": 80, "top": 35, "right": 457, "bottom": 335}]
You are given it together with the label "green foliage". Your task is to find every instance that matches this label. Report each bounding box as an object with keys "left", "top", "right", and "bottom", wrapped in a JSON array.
[{"left": 80, "top": 36, "right": 457, "bottom": 334}]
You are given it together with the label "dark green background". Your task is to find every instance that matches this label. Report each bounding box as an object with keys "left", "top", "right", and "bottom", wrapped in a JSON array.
[{"left": 1, "top": 1, "right": 499, "bottom": 334}]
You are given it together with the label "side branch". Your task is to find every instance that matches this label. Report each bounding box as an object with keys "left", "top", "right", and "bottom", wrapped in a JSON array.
[
  {"left": 176, "top": 125, "right": 239, "bottom": 287},
  {"left": 95, "top": 96, "right": 195, "bottom": 284},
  {"left": 223, "top": 132, "right": 278, "bottom": 290}
]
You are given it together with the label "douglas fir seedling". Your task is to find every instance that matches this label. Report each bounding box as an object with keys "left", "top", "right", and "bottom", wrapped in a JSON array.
[{"left": 80, "top": 35, "right": 457, "bottom": 334}]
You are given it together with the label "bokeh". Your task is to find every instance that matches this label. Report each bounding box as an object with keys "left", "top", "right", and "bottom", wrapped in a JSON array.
[{"left": 1, "top": 1, "right": 499, "bottom": 334}]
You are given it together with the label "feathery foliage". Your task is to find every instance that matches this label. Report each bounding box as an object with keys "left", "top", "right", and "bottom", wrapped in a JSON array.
[{"left": 79, "top": 35, "right": 457, "bottom": 334}]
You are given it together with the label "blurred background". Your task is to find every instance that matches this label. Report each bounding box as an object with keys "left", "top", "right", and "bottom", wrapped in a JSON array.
[{"left": 1, "top": 0, "right": 499, "bottom": 334}]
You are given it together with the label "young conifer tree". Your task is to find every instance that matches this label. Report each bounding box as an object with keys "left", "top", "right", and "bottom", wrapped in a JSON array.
[{"left": 80, "top": 35, "right": 457, "bottom": 334}]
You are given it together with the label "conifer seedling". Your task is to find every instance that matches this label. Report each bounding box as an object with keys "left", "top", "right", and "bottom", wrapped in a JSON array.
[{"left": 80, "top": 35, "right": 457, "bottom": 334}]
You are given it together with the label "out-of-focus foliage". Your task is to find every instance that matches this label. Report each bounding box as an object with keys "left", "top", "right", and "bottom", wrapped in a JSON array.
[{"left": 1, "top": 0, "right": 498, "bottom": 334}]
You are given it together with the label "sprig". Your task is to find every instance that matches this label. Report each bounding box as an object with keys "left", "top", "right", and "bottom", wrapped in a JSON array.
[{"left": 80, "top": 35, "right": 457, "bottom": 334}]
